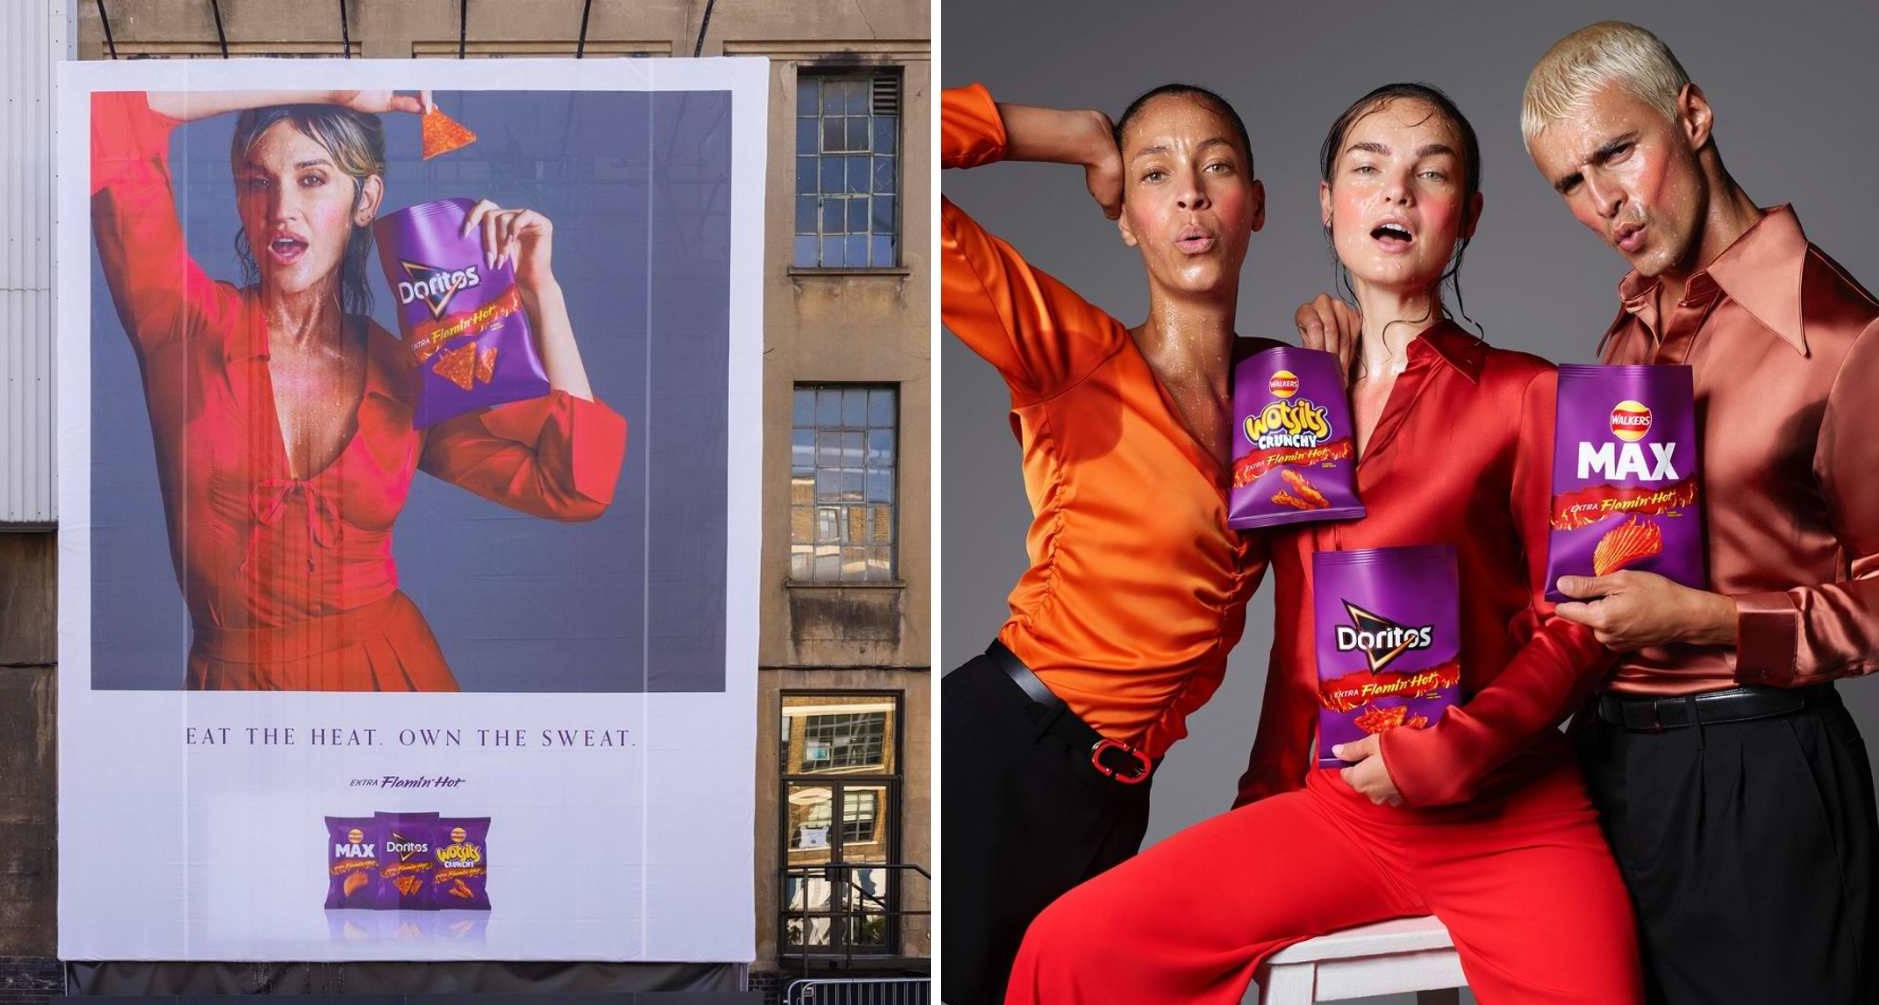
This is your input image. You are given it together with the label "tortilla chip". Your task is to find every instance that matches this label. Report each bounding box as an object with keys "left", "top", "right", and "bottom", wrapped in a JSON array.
[
  {"left": 422, "top": 106, "right": 478, "bottom": 160},
  {"left": 433, "top": 343, "right": 477, "bottom": 391},
  {"left": 475, "top": 345, "right": 498, "bottom": 385}
]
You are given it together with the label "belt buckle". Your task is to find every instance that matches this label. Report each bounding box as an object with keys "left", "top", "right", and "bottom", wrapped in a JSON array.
[{"left": 1090, "top": 738, "right": 1151, "bottom": 785}]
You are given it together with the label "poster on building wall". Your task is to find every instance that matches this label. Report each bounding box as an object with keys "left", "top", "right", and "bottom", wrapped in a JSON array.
[{"left": 55, "top": 57, "right": 765, "bottom": 961}]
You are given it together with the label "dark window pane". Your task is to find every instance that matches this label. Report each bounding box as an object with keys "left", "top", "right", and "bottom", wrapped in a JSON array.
[
  {"left": 798, "top": 77, "right": 819, "bottom": 115},
  {"left": 846, "top": 81, "right": 869, "bottom": 114},
  {"left": 842, "top": 470, "right": 864, "bottom": 499},
  {"left": 817, "top": 388, "right": 842, "bottom": 425},
  {"left": 814, "top": 470, "right": 838, "bottom": 501},
  {"left": 868, "top": 389, "right": 895, "bottom": 426},
  {"left": 796, "top": 117, "right": 817, "bottom": 154},
  {"left": 796, "top": 156, "right": 817, "bottom": 195},
  {"left": 821, "top": 198, "right": 844, "bottom": 234},
  {"left": 873, "top": 155, "right": 897, "bottom": 195},
  {"left": 867, "top": 429, "right": 894, "bottom": 465},
  {"left": 822, "top": 117, "right": 844, "bottom": 153},
  {"left": 848, "top": 198, "right": 870, "bottom": 233},
  {"left": 819, "top": 158, "right": 843, "bottom": 195},
  {"left": 872, "top": 117, "right": 896, "bottom": 155},
  {"left": 817, "top": 430, "right": 843, "bottom": 468},
  {"left": 796, "top": 196, "right": 817, "bottom": 235},
  {"left": 841, "top": 430, "right": 865, "bottom": 464},
  {"left": 848, "top": 117, "right": 869, "bottom": 152},
  {"left": 846, "top": 156, "right": 870, "bottom": 194},
  {"left": 793, "top": 388, "right": 815, "bottom": 425},
  {"left": 866, "top": 469, "right": 893, "bottom": 503},
  {"left": 871, "top": 195, "right": 895, "bottom": 234}
]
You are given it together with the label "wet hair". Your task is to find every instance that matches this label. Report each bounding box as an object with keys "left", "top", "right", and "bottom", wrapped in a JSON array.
[
  {"left": 1113, "top": 83, "right": 1255, "bottom": 176},
  {"left": 1522, "top": 21, "right": 1690, "bottom": 146},
  {"left": 1319, "top": 82, "right": 1484, "bottom": 351},
  {"left": 230, "top": 105, "right": 387, "bottom": 316}
]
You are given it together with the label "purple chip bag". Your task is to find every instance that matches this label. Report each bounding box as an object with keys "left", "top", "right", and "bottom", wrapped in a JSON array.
[
  {"left": 1545, "top": 364, "right": 1703, "bottom": 602},
  {"left": 1230, "top": 346, "right": 1364, "bottom": 529},
  {"left": 430, "top": 817, "right": 491, "bottom": 911},
  {"left": 375, "top": 812, "right": 440, "bottom": 910},
  {"left": 373, "top": 198, "right": 550, "bottom": 427},
  {"left": 1313, "top": 545, "right": 1461, "bottom": 768},
  {"left": 323, "top": 815, "right": 380, "bottom": 909}
]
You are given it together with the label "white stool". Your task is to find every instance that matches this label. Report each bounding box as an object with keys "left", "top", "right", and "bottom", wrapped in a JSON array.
[{"left": 1252, "top": 916, "right": 1465, "bottom": 1004}]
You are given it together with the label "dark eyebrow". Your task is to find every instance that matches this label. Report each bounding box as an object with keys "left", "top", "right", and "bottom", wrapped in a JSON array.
[
  {"left": 1552, "top": 170, "right": 1583, "bottom": 195},
  {"left": 1590, "top": 132, "right": 1639, "bottom": 165},
  {"left": 1129, "top": 137, "right": 1235, "bottom": 163},
  {"left": 294, "top": 158, "right": 335, "bottom": 170},
  {"left": 1415, "top": 143, "right": 1455, "bottom": 158},
  {"left": 1347, "top": 140, "right": 1390, "bottom": 157}
]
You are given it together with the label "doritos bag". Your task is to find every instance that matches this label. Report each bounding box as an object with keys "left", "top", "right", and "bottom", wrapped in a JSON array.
[
  {"left": 1230, "top": 346, "right": 1364, "bottom": 529},
  {"left": 323, "top": 815, "right": 381, "bottom": 909},
  {"left": 374, "top": 198, "right": 551, "bottom": 427},
  {"left": 1545, "top": 364, "right": 1703, "bottom": 601},
  {"left": 375, "top": 811, "right": 440, "bottom": 910},
  {"left": 1313, "top": 545, "right": 1461, "bottom": 768},
  {"left": 430, "top": 817, "right": 491, "bottom": 911}
]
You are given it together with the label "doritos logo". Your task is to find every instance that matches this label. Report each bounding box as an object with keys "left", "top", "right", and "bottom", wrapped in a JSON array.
[
  {"left": 1334, "top": 601, "right": 1436, "bottom": 673},
  {"left": 385, "top": 833, "right": 431, "bottom": 861},
  {"left": 396, "top": 261, "right": 483, "bottom": 319}
]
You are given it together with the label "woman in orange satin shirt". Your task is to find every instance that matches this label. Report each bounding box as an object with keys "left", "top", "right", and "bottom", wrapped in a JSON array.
[
  {"left": 941, "top": 83, "right": 1272, "bottom": 1003},
  {"left": 1004, "top": 84, "right": 1644, "bottom": 1005},
  {"left": 91, "top": 89, "right": 626, "bottom": 692}
]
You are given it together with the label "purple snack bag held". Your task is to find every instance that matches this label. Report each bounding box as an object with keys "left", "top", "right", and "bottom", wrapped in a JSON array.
[
  {"left": 1230, "top": 346, "right": 1364, "bottom": 529},
  {"left": 373, "top": 198, "right": 551, "bottom": 427},
  {"left": 1312, "top": 545, "right": 1461, "bottom": 768},
  {"left": 1545, "top": 364, "right": 1703, "bottom": 602}
]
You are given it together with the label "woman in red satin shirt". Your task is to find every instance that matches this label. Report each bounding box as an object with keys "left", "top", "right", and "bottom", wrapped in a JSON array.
[
  {"left": 1004, "top": 84, "right": 1643, "bottom": 1005},
  {"left": 91, "top": 89, "right": 626, "bottom": 691}
]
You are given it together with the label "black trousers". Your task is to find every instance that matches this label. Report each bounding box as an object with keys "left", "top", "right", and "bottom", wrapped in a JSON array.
[
  {"left": 1576, "top": 688, "right": 1879, "bottom": 1005},
  {"left": 940, "top": 650, "right": 1153, "bottom": 1005}
]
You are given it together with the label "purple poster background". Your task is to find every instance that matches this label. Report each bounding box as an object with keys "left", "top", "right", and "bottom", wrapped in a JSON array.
[{"left": 90, "top": 89, "right": 732, "bottom": 692}]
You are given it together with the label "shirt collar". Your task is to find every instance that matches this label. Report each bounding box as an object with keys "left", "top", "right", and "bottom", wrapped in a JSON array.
[
  {"left": 1409, "top": 319, "right": 1485, "bottom": 383},
  {"left": 1617, "top": 204, "right": 1810, "bottom": 356}
]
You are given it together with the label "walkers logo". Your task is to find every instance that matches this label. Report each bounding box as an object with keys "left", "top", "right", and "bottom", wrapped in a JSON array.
[
  {"left": 1609, "top": 400, "right": 1652, "bottom": 441},
  {"left": 395, "top": 260, "right": 483, "bottom": 320},
  {"left": 1268, "top": 370, "right": 1300, "bottom": 399},
  {"left": 334, "top": 827, "right": 374, "bottom": 859},
  {"left": 1334, "top": 601, "right": 1435, "bottom": 674}
]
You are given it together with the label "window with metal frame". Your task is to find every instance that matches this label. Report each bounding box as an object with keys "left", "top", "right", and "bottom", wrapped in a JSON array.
[
  {"left": 779, "top": 693, "right": 902, "bottom": 954},
  {"left": 790, "top": 385, "right": 896, "bottom": 582},
  {"left": 793, "top": 69, "right": 901, "bottom": 269}
]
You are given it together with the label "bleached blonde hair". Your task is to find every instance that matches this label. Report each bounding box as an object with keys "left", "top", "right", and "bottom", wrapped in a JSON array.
[{"left": 1521, "top": 21, "right": 1691, "bottom": 145}]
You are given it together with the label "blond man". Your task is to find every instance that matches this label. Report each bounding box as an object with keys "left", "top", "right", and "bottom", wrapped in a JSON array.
[{"left": 1523, "top": 20, "right": 1879, "bottom": 1004}]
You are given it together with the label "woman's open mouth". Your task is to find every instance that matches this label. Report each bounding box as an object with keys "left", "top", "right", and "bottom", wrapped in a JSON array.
[
  {"left": 1176, "top": 229, "right": 1217, "bottom": 255},
  {"left": 266, "top": 235, "right": 309, "bottom": 266},
  {"left": 1369, "top": 222, "right": 1414, "bottom": 252}
]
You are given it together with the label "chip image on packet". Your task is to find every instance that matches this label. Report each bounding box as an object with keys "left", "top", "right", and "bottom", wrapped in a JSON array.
[
  {"left": 1230, "top": 346, "right": 1364, "bottom": 529},
  {"left": 323, "top": 816, "right": 381, "bottom": 909},
  {"left": 1312, "top": 545, "right": 1461, "bottom": 768},
  {"left": 430, "top": 817, "right": 491, "bottom": 911},
  {"left": 375, "top": 811, "right": 441, "bottom": 910},
  {"left": 1545, "top": 364, "right": 1703, "bottom": 602},
  {"left": 373, "top": 198, "right": 551, "bottom": 427}
]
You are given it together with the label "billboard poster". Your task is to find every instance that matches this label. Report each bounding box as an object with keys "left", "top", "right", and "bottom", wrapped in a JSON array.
[{"left": 56, "top": 57, "right": 765, "bottom": 961}]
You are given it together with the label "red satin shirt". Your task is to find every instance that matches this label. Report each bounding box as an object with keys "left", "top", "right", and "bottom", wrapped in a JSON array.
[
  {"left": 91, "top": 91, "right": 627, "bottom": 690},
  {"left": 1236, "top": 324, "right": 1613, "bottom": 808}
]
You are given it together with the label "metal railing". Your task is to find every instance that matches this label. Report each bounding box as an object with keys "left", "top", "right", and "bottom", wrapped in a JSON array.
[
  {"left": 785, "top": 975, "right": 931, "bottom": 1005},
  {"left": 778, "top": 861, "right": 931, "bottom": 965}
]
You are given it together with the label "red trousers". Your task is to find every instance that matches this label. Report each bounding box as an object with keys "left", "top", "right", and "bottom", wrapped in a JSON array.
[{"left": 1005, "top": 760, "right": 1642, "bottom": 1004}]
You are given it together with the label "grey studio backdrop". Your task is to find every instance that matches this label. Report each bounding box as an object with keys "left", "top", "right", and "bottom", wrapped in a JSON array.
[
  {"left": 90, "top": 89, "right": 730, "bottom": 693},
  {"left": 942, "top": 2, "right": 1879, "bottom": 1002}
]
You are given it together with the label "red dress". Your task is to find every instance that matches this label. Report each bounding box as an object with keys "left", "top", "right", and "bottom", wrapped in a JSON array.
[{"left": 91, "top": 91, "right": 628, "bottom": 691}]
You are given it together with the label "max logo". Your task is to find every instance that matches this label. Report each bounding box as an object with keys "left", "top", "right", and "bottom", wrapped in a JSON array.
[
  {"left": 333, "top": 842, "right": 375, "bottom": 858},
  {"left": 1334, "top": 602, "right": 1436, "bottom": 674},
  {"left": 396, "top": 261, "right": 483, "bottom": 320},
  {"left": 1576, "top": 441, "right": 1679, "bottom": 482}
]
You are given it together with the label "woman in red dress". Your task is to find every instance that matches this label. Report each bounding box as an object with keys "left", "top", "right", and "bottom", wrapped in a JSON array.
[
  {"left": 91, "top": 89, "right": 627, "bottom": 691},
  {"left": 1003, "top": 84, "right": 1643, "bottom": 1005}
]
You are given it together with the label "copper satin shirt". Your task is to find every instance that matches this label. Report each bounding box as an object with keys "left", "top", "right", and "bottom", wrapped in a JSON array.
[
  {"left": 1233, "top": 325, "right": 1612, "bottom": 807},
  {"left": 1600, "top": 206, "right": 1879, "bottom": 695},
  {"left": 943, "top": 84, "right": 1268, "bottom": 759}
]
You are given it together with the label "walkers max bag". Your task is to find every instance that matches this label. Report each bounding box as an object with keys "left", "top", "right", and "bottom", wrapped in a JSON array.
[
  {"left": 374, "top": 198, "right": 550, "bottom": 428},
  {"left": 324, "top": 815, "right": 381, "bottom": 909},
  {"left": 1313, "top": 545, "right": 1461, "bottom": 768},
  {"left": 1544, "top": 364, "right": 1703, "bottom": 602},
  {"left": 1230, "top": 346, "right": 1364, "bottom": 530}
]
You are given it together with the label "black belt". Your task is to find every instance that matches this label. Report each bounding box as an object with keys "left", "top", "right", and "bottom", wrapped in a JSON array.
[
  {"left": 1594, "top": 684, "right": 1831, "bottom": 732},
  {"left": 985, "top": 640, "right": 1153, "bottom": 784}
]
